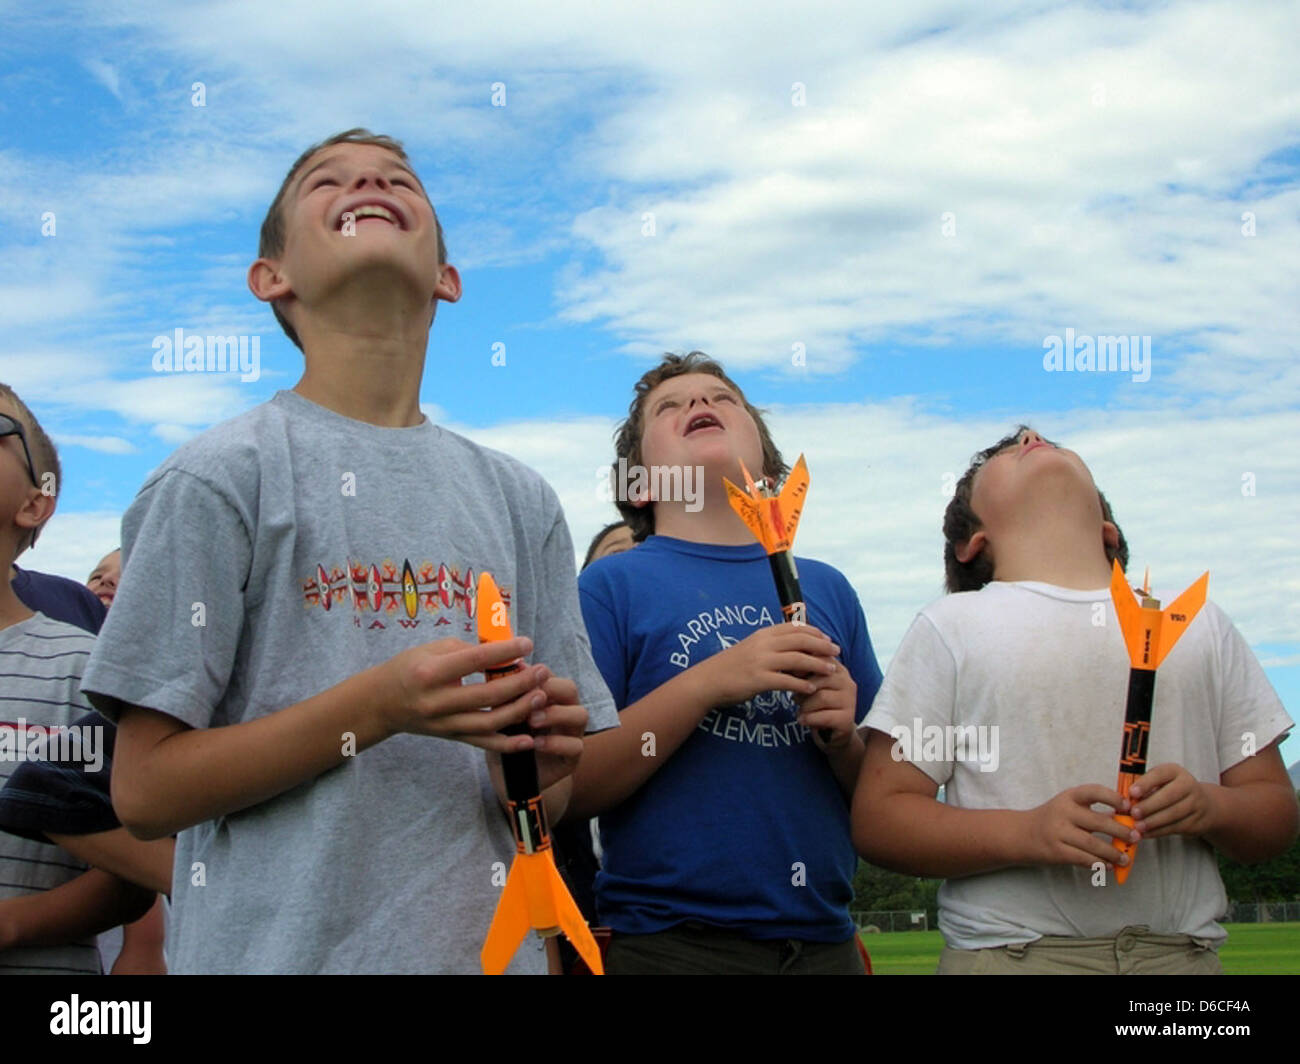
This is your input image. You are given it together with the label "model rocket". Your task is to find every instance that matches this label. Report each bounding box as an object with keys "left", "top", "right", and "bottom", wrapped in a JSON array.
[
  {"left": 477, "top": 571, "right": 604, "bottom": 975},
  {"left": 723, "top": 455, "right": 831, "bottom": 741},
  {"left": 1107, "top": 560, "right": 1208, "bottom": 884}
]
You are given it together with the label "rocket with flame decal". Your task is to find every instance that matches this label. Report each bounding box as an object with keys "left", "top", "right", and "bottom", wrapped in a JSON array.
[
  {"left": 477, "top": 571, "right": 604, "bottom": 975},
  {"left": 1108, "top": 560, "right": 1209, "bottom": 883}
]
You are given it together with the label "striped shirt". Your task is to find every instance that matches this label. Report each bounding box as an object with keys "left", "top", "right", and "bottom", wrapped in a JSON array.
[{"left": 0, "top": 612, "right": 100, "bottom": 975}]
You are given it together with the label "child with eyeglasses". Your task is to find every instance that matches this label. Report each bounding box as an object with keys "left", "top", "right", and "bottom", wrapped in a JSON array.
[{"left": 0, "top": 384, "right": 157, "bottom": 973}]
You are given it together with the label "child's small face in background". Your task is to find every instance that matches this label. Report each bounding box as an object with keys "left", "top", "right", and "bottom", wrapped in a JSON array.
[
  {"left": 87, "top": 549, "right": 122, "bottom": 608},
  {"left": 592, "top": 525, "right": 634, "bottom": 561},
  {"left": 969, "top": 428, "right": 1103, "bottom": 533},
  {"left": 638, "top": 373, "right": 766, "bottom": 490},
  {"left": 273, "top": 142, "right": 453, "bottom": 314}
]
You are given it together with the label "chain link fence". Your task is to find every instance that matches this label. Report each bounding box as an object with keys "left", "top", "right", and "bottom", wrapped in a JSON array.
[
  {"left": 1224, "top": 901, "right": 1300, "bottom": 923},
  {"left": 852, "top": 909, "right": 930, "bottom": 933}
]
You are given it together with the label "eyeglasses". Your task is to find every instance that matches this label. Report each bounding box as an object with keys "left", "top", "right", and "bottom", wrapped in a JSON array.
[
  {"left": 0, "top": 413, "right": 44, "bottom": 548},
  {"left": 0, "top": 413, "right": 39, "bottom": 488}
]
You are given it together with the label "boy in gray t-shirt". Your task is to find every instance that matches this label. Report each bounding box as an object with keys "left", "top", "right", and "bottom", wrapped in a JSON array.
[{"left": 81, "top": 130, "right": 617, "bottom": 974}]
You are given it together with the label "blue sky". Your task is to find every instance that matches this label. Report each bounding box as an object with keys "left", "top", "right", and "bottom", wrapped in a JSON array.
[{"left": 2, "top": 0, "right": 1298, "bottom": 769}]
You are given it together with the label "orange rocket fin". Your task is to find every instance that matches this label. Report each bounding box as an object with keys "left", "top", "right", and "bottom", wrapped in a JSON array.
[
  {"left": 1153, "top": 571, "right": 1208, "bottom": 670},
  {"left": 1110, "top": 560, "right": 1147, "bottom": 667},
  {"left": 724, "top": 460, "right": 770, "bottom": 551},
  {"left": 477, "top": 572, "right": 512, "bottom": 643},
  {"left": 723, "top": 453, "right": 810, "bottom": 556},
  {"left": 550, "top": 860, "right": 605, "bottom": 975},
  {"left": 480, "top": 856, "right": 532, "bottom": 975},
  {"left": 775, "top": 454, "right": 810, "bottom": 552}
]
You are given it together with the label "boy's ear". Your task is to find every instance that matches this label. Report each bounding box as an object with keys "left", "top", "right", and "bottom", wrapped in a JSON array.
[
  {"left": 1101, "top": 520, "right": 1119, "bottom": 552},
  {"left": 953, "top": 530, "right": 987, "bottom": 565},
  {"left": 433, "top": 263, "right": 462, "bottom": 305},
  {"left": 247, "top": 258, "right": 293, "bottom": 304},
  {"left": 13, "top": 487, "right": 55, "bottom": 544}
]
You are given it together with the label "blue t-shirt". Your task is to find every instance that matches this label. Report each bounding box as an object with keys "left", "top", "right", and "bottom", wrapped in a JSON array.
[{"left": 578, "top": 534, "right": 883, "bottom": 941}]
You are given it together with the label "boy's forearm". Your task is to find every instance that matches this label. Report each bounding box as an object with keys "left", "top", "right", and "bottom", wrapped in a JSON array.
[
  {"left": 855, "top": 790, "right": 1029, "bottom": 878},
  {"left": 566, "top": 666, "right": 718, "bottom": 820},
  {"left": 1203, "top": 780, "right": 1299, "bottom": 862},
  {"left": 112, "top": 898, "right": 168, "bottom": 976},
  {"left": 825, "top": 732, "right": 867, "bottom": 797},
  {"left": 114, "top": 667, "right": 395, "bottom": 839},
  {"left": 0, "top": 869, "right": 155, "bottom": 953},
  {"left": 47, "top": 828, "right": 174, "bottom": 896}
]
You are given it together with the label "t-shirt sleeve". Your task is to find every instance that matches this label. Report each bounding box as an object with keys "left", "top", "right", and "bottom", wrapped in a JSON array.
[
  {"left": 532, "top": 489, "right": 618, "bottom": 733},
  {"left": 578, "top": 574, "right": 627, "bottom": 711},
  {"left": 862, "top": 612, "right": 957, "bottom": 786},
  {"left": 1212, "top": 606, "right": 1294, "bottom": 773},
  {"left": 80, "top": 469, "right": 251, "bottom": 729}
]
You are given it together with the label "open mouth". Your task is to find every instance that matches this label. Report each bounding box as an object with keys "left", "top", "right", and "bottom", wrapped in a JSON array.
[
  {"left": 684, "top": 412, "right": 723, "bottom": 435},
  {"left": 338, "top": 202, "right": 403, "bottom": 230}
]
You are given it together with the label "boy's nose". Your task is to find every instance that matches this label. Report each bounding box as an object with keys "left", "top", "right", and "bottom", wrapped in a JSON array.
[{"left": 350, "top": 169, "right": 392, "bottom": 191}]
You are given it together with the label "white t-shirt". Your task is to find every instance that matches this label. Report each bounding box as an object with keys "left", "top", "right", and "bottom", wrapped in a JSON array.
[{"left": 865, "top": 581, "right": 1293, "bottom": 949}]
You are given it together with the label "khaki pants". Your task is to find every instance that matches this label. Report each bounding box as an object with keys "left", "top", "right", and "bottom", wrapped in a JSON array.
[{"left": 938, "top": 926, "right": 1222, "bottom": 975}]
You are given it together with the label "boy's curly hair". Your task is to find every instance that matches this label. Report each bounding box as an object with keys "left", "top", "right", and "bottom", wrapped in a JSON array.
[
  {"left": 942, "top": 425, "right": 1129, "bottom": 593},
  {"left": 258, "top": 128, "right": 448, "bottom": 351},
  {"left": 612, "top": 352, "right": 787, "bottom": 542}
]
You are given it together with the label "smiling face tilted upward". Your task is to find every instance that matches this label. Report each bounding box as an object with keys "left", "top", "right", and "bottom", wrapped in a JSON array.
[{"left": 249, "top": 140, "right": 461, "bottom": 347}]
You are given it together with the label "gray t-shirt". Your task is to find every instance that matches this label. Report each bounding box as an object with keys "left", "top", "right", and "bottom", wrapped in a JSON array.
[{"left": 82, "top": 390, "right": 617, "bottom": 974}]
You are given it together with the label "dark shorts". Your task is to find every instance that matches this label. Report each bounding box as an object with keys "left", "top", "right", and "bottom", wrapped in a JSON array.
[{"left": 607, "top": 922, "right": 866, "bottom": 975}]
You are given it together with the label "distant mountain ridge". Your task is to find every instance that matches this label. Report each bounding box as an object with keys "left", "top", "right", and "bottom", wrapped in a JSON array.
[{"left": 1289, "top": 760, "right": 1300, "bottom": 790}]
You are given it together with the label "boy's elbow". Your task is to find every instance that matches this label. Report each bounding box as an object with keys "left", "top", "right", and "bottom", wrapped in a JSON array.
[{"left": 111, "top": 776, "right": 172, "bottom": 842}]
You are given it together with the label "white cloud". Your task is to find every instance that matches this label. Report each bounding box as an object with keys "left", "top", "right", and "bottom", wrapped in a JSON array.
[
  {"left": 82, "top": 58, "right": 123, "bottom": 103},
  {"left": 55, "top": 433, "right": 137, "bottom": 455},
  {"left": 22, "top": 511, "right": 124, "bottom": 583}
]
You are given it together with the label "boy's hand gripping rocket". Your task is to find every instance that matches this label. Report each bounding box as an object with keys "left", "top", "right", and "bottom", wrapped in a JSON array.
[
  {"left": 723, "top": 455, "right": 831, "bottom": 742},
  {"left": 1107, "top": 560, "right": 1208, "bottom": 884},
  {"left": 477, "top": 572, "right": 604, "bottom": 975}
]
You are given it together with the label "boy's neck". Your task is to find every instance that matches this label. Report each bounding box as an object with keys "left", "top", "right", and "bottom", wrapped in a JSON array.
[
  {"left": 293, "top": 331, "right": 426, "bottom": 428},
  {"left": 991, "top": 514, "right": 1114, "bottom": 591},
  {"left": 652, "top": 488, "right": 759, "bottom": 546}
]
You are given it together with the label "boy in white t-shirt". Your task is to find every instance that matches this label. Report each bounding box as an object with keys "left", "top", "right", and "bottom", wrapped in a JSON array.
[{"left": 852, "top": 425, "right": 1296, "bottom": 974}]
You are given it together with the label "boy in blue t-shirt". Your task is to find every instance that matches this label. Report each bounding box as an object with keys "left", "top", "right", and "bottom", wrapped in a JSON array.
[{"left": 573, "top": 352, "right": 882, "bottom": 974}]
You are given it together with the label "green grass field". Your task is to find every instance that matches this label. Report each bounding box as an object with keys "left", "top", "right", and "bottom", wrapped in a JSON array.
[{"left": 860, "top": 922, "right": 1300, "bottom": 974}]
